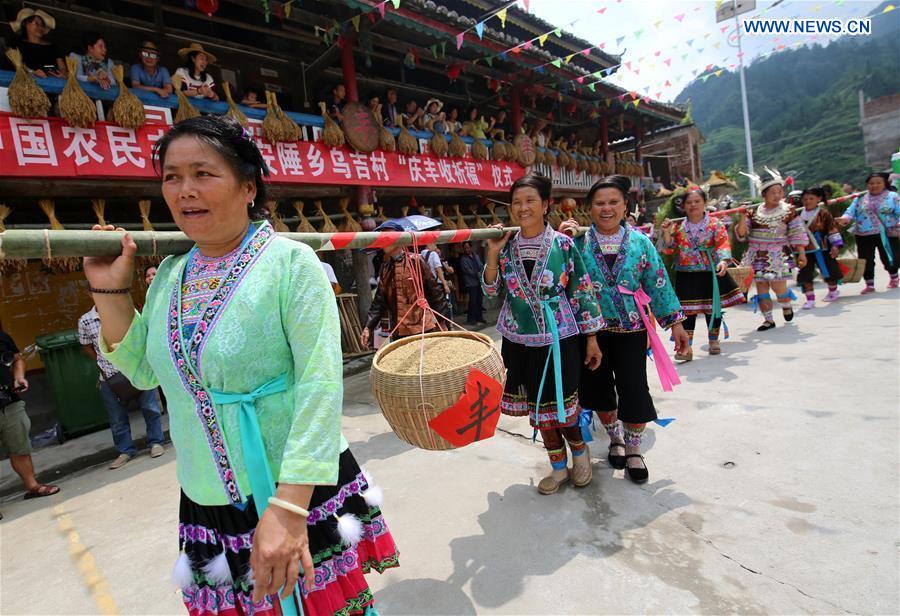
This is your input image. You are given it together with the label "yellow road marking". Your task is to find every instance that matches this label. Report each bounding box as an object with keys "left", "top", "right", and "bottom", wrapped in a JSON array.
[{"left": 52, "top": 505, "right": 120, "bottom": 615}]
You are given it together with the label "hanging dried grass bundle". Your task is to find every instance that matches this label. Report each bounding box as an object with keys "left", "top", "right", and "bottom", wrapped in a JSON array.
[
  {"left": 449, "top": 131, "right": 467, "bottom": 158},
  {"left": 508, "top": 136, "right": 524, "bottom": 165},
  {"left": 138, "top": 200, "right": 154, "bottom": 231},
  {"left": 222, "top": 81, "right": 249, "bottom": 128},
  {"left": 58, "top": 56, "right": 96, "bottom": 127},
  {"left": 533, "top": 148, "right": 545, "bottom": 167},
  {"left": 39, "top": 199, "right": 78, "bottom": 272},
  {"left": 172, "top": 75, "right": 200, "bottom": 123},
  {"left": 428, "top": 120, "right": 448, "bottom": 158},
  {"left": 319, "top": 102, "right": 345, "bottom": 148},
  {"left": 547, "top": 202, "right": 562, "bottom": 229},
  {"left": 545, "top": 146, "right": 559, "bottom": 168},
  {"left": 373, "top": 106, "right": 396, "bottom": 152},
  {"left": 315, "top": 200, "right": 338, "bottom": 233},
  {"left": 292, "top": 201, "right": 315, "bottom": 233},
  {"left": 110, "top": 64, "right": 145, "bottom": 129},
  {"left": 436, "top": 205, "right": 456, "bottom": 230},
  {"left": 267, "top": 201, "right": 290, "bottom": 232},
  {"left": 468, "top": 204, "right": 487, "bottom": 229},
  {"left": 338, "top": 197, "right": 362, "bottom": 233},
  {"left": 490, "top": 131, "right": 507, "bottom": 162},
  {"left": 486, "top": 202, "right": 501, "bottom": 225},
  {"left": 273, "top": 93, "right": 301, "bottom": 142},
  {"left": 397, "top": 116, "right": 418, "bottom": 155},
  {"left": 91, "top": 199, "right": 107, "bottom": 226},
  {"left": 471, "top": 137, "right": 488, "bottom": 161},
  {"left": 5, "top": 49, "right": 50, "bottom": 118},
  {"left": 262, "top": 91, "right": 285, "bottom": 143},
  {"left": 0, "top": 204, "right": 27, "bottom": 274},
  {"left": 452, "top": 205, "right": 468, "bottom": 230}
]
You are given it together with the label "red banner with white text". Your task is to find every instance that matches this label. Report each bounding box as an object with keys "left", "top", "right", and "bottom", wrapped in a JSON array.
[{"left": 0, "top": 113, "right": 524, "bottom": 192}]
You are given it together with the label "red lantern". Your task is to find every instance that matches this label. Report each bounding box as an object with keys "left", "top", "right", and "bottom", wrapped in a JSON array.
[{"left": 197, "top": 0, "right": 219, "bottom": 16}]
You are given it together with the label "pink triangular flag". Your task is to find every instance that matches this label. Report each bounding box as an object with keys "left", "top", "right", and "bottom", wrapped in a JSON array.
[
  {"left": 674, "top": 13, "right": 685, "bottom": 22},
  {"left": 597, "top": 7, "right": 607, "bottom": 13},
  {"left": 456, "top": 32, "right": 464, "bottom": 50},
  {"left": 656, "top": 92, "right": 662, "bottom": 98},
  {"left": 625, "top": 61, "right": 632, "bottom": 70},
  {"left": 378, "top": 1, "right": 387, "bottom": 17},
  {"left": 582, "top": 47, "right": 591, "bottom": 56},
  {"left": 577, "top": 76, "right": 584, "bottom": 83},
  {"left": 524, "top": 40, "right": 533, "bottom": 49},
  {"left": 664, "top": 80, "right": 671, "bottom": 87},
  {"left": 654, "top": 50, "right": 661, "bottom": 56},
  {"left": 720, "top": 25, "right": 729, "bottom": 33},
  {"left": 664, "top": 58, "right": 671, "bottom": 66}
]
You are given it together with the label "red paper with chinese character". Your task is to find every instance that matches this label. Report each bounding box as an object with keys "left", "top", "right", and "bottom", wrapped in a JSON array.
[{"left": 428, "top": 368, "right": 502, "bottom": 447}]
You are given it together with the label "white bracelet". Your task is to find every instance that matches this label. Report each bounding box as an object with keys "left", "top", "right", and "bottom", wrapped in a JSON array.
[{"left": 267, "top": 497, "right": 310, "bottom": 518}]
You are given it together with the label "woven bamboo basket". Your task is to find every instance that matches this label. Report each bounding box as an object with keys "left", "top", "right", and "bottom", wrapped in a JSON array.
[
  {"left": 838, "top": 257, "right": 866, "bottom": 283},
  {"left": 370, "top": 330, "right": 505, "bottom": 451},
  {"left": 727, "top": 266, "right": 753, "bottom": 294}
]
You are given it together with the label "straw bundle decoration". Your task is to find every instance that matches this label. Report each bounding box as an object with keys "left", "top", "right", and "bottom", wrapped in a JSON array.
[
  {"left": 486, "top": 202, "right": 501, "bottom": 225},
  {"left": 91, "top": 199, "right": 107, "bottom": 226},
  {"left": 428, "top": 120, "right": 448, "bottom": 158},
  {"left": 267, "top": 201, "right": 291, "bottom": 232},
  {"left": 373, "top": 105, "right": 396, "bottom": 152},
  {"left": 273, "top": 93, "right": 301, "bottom": 142},
  {"left": 262, "top": 91, "right": 284, "bottom": 143},
  {"left": 172, "top": 75, "right": 200, "bottom": 123},
  {"left": 338, "top": 197, "right": 362, "bottom": 233},
  {"left": 449, "top": 131, "right": 467, "bottom": 158},
  {"left": 509, "top": 136, "right": 524, "bottom": 165},
  {"left": 222, "top": 82, "right": 249, "bottom": 128},
  {"left": 39, "top": 200, "right": 78, "bottom": 272},
  {"left": 469, "top": 204, "right": 487, "bottom": 228},
  {"left": 547, "top": 201, "right": 562, "bottom": 229},
  {"left": 545, "top": 145, "right": 558, "bottom": 168},
  {"left": 0, "top": 204, "right": 27, "bottom": 273},
  {"left": 317, "top": 101, "right": 344, "bottom": 147},
  {"left": 555, "top": 140, "right": 570, "bottom": 169},
  {"left": 369, "top": 330, "right": 506, "bottom": 451},
  {"left": 471, "top": 137, "right": 489, "bottom": 161},
  {"left": 138, "top": 200, "right": 154, "bottom": 231},
  {"left": 564, "top": 146, "right": 578, "bottom": 172},
  {"left": 533, "top": 148, "right": 546, "bottom": 167},
  {"left": 397, "top": 116, "right": 418, "bottom": 155},
  {"left": 5, "top": 49, "right": 51, "bottom": 118},
  {"left": 292, "top": 201, "right": 316, "bottom": 233},
  {"left": 314, "top": 201, "right": 338, "bottom": 234},
  {"left": 436, "top": 205, "right": 456, "bottom": 230},
  {"left": 453, "top": 205, "right": 467, "bottom": 230},
  {"left": 58, "top": 56, "right": 96, "bottom": 127},
  {"left": 110, "top": 64, "right": 145, "bottom": 129},
  {"left": 490, "top": 131, "right": 507, "bottom": 162}
]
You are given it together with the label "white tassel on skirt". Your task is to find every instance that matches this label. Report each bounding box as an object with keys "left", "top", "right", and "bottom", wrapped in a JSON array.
[
  {"left": 361, "top": 485, "right": 383, "bottom": 508},
  {"left": 171, "top": 551, "right": 194, "bottom": 589},
  {"left": 336, "top": 513, "right": 364, "bottom": 546},
  {"left": 202, "top": 551, "right": 233, "bottom": 586}
]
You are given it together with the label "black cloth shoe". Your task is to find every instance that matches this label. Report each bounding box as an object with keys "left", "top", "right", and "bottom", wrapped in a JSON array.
[
  {"left": 757, "top": 320, "right": 776, "bottom": 331},
  {"left": 624, "top": 454, "right": 649, "bottom": 484},
  {"left": 782, "top": 307, "right": 794, "bottom": 322},
  {"left": 607, "top": 442, "right": 626, "bottom": 469}
]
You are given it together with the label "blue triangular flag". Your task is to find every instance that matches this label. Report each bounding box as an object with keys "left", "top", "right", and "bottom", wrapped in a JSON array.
[
  {"left": 616, "top": 35, "right": 625, "bottom": 46},
  {"left": 475, "top": 21, "right": 485, "bottom": 39}
]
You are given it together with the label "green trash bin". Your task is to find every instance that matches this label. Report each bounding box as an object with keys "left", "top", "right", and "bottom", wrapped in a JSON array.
[{"left": 36, "top": 330, "right": 108, "bottom": 438}]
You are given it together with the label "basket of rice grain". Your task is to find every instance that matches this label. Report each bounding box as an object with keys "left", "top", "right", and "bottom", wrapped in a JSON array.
[
  {"left": 837, "top": 257, "right": 866, "bottom": 283},
  {"left": 727, "top": 265, "right": 753, "bottom": 295},
  {"left": 370, "top": 331, "right": 505, "bottom": 451}
]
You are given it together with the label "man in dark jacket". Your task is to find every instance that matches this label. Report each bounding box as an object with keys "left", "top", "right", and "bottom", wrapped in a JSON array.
[{"left": 460, "top": 241, "right": 486, "bottom": 325}]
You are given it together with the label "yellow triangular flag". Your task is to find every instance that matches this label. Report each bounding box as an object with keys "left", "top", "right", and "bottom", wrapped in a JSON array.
[
  {"left": 497, "top": 7, "right": 507, "bottom": 27},
  {"left": 714, "top": 42, "right": 721, "bottom": 49},
  {"left": 284, "top": 0, "right": 292, "bottom": 18},
  {"left": 884, "top": 4, "right": 896, "bottom": 12},
  {"left": 352, "top": 15, "right": 361, "bottom": 31},
  {"left": 715, "top": 69, "right": 723, "bottom": 76},
  {"left": 654, "top": 19, "right": 662, "bottom": 28},
  {"left": 539, "top": 33, "right": 548, "bottom": 46},
  {"left": 565, "top": 53, "right": 575, "bottom": 63}
]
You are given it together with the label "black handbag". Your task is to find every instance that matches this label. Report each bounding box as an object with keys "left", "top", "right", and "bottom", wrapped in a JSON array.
[{"left": 105, "top": 372, "right": 142, "bottom": 404}]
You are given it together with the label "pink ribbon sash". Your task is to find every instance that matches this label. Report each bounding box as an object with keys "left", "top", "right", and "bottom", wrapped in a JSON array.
[{"left": 617, "top": 285, "right": 681, "bottom": 392}]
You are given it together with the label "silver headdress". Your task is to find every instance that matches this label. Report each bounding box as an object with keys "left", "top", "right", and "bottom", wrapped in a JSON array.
[{"left": 741, "top": 167, "right": 784, "bottom": 195}]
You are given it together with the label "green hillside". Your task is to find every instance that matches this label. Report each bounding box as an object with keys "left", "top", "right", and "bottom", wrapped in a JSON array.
[{"left": 676, "top": 11, "right": 899, "bottom": 187}]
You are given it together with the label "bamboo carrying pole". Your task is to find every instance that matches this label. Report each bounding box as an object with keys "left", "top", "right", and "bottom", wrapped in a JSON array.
[{"left": 0, "top": 227, "right": 572, "bottom": 259}]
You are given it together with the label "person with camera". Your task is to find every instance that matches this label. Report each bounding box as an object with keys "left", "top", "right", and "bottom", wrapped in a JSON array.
[
  {"left": 78, "top": 306, "right": 165, "bottom": 469},
  {"left": 0, "top": 328, "right": 59, "bottom": 513}
]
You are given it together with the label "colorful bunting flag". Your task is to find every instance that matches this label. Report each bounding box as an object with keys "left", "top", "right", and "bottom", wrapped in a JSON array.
[
  {"left": 565, "top": 53, "right": 575, "bottom": 63},
  {"left": 616, "top": 35, "right": 626, "bottom": 46},
  {"left": 455, "top": 32, "right": 464, "bottom": 49},
  {"left": 552, "top": 58, "right": 562, "bottom": 67},
  {"left": 351, "top": 15, "right": 361, "bottom": 31},
  {"left": 664, "top": 58, "right": 671, "bottom": 66},
  {"left": 497, "top": 7, "right": 508, "bottom": 27},
  {"left": 391, "top": 0, "right": 400, "bottom": 7},
  {"left": 475, "top": 21, "right": 484, "bottom": 39},
  {"left": 674, "top": 13, "right": 685, "bottom": 22},
  {"left": 634, "top": 28, "right": 644, "bottom": 38},
  {"left": 539, "top": 33, "right": 549, "bottom": 46}
]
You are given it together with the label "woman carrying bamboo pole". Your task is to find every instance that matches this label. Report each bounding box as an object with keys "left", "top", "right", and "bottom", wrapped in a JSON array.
[
  {"left": 483, "top": 173, "right": 605, "bottom": 495},
  {"left": 82, "top": 116, "right": 397, "bottom": 615}
]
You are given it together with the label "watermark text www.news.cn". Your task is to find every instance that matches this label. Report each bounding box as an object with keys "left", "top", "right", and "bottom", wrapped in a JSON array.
[{"left": 742, "top": 18, "right": 872, "bottom": 36}]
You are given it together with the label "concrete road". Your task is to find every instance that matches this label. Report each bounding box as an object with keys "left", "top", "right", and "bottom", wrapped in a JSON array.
[{"left": 2, "top": 279, "right": 898, "bottom": 615}]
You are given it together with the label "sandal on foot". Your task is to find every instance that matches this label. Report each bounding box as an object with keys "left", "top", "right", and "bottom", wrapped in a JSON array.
[
  {"left": 24, "top": 484, "right": 60, "bottom": 500},
  {"left": 624, "top": 455, "right": 649, "bottom": 484},
  {"left": 538, "top": 471, "right": 570, "bottom": 495},
  {"left": 607, "top": 442, "right": 626, "bottom": 470},
  {"left": 708, "top": 340, "right": 721, "bottom": 355},
  {"left": 757, "top": 321, "right": 776, "bottom": 332}
]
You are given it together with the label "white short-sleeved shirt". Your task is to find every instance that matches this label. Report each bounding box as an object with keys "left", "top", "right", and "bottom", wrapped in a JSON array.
[
  {"left": 320, "top": 262, "right": 338, "bottom": 285},
  {"left": 422, "top": 249, "right": 443, "bottom": 279}
]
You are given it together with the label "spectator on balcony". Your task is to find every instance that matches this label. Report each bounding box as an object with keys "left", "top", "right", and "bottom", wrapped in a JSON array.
[
  {"left": 130, "top": 41, "right": 172, "bottom": 99},
  {"left": 446, "top": 107, "right": 462, "bottom": 134},
  {"left": 530, "top": 119, "right": 548, "bottom": 147},
  {"left": 401, "top": 99, "right": 425, "bottom": 130},
  {"left": 463, "top": 106, "right": 494, "bottom": 140},
  {"left": 382, "top": 88, "right": 400, "bottom": 127},
  {"left": 330, "top": 83, "right": 346, "bottom": 122},
  {"left": 492, "top": 108, "right": 510, "bottom": 136},
  {"left": 71, "top": 31, "right": 113, "bottom": 90},
  {"left": 423, "top": 98, "right": 446, "bottom": 133},
  {"left": 175, "top": 42, "right": 218, "bottom": 101},
  {"left": 240, "top": 89, "right": 267, "bottom": 109},
  {"left": 367, "top": 94, "right": 380, "bottom": 112},
  {"left": 8, "top": 8, "right": 66, "bottom": 78}
]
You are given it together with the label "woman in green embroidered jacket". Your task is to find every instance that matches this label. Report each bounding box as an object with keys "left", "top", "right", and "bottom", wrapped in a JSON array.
[
  {"left": 82, "top": 116, "right": 397, "bottom": 616},
  {"left": 482, "top": 173, "right": 605, "bottom": 496}
]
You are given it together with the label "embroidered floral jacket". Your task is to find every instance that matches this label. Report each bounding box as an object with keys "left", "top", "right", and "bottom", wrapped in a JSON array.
[
  {"left": 842, "top": 191, "right": 900, "bottom": 237},
  {"left": 481, "top": 224, "right": 605, "bottom": 346},
  {"left": 103, "top": 222, "right": 345, "bottom": 507},
  {"left": 662, "top": 215, "right": 733, "bottom": 272},
  {"left": 576, "top": 224, "right": 685, "bottom": 333}
]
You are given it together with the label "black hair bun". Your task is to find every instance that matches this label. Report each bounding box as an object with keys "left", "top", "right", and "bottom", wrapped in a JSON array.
[{"left": 606, "top": 174, "right": 631, "bottom": 193}]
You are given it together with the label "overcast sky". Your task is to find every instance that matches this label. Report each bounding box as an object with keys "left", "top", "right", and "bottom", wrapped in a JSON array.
[{"left": 528, "top": 0, "right": 888, "bottom": 101}]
